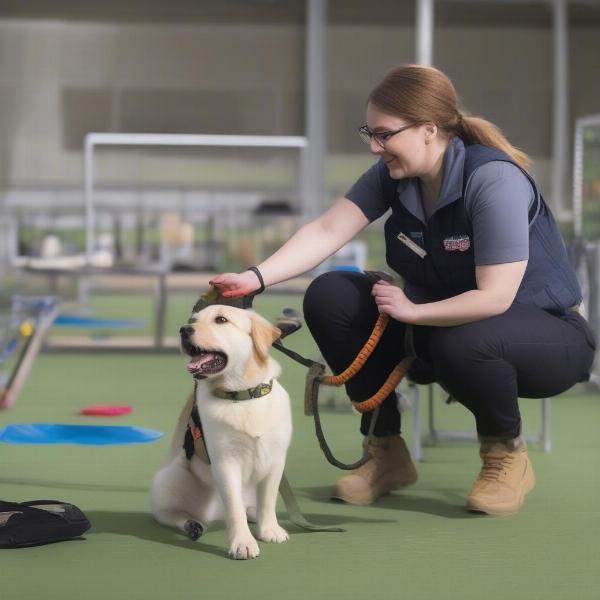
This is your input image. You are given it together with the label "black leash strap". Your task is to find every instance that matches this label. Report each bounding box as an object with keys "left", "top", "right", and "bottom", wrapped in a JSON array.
[
  {"left": 272, "top": 339, "right": 316, "bottom": 369},
  {"left": 273, "top": 338, "right": 376, "bottom": 470}
]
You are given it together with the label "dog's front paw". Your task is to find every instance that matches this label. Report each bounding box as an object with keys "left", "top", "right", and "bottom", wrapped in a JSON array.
[
  {"left": 258, "top": 524, "right": 289, "bottom": 544},
  {"left": 229, "top": 533, "right": 260, "bottom": 560}
]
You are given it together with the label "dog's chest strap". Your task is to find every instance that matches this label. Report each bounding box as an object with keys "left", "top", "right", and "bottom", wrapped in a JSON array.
[{"left": 184, "top": 403, "right": 210, "bottom": 464}]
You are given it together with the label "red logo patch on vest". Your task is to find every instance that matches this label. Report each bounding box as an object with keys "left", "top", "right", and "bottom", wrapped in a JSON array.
[{"left": 443, "top": 235, "right": 471, "bottom": 252}]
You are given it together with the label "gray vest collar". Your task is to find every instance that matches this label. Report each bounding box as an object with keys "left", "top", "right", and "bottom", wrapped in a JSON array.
[{"left": 395, "top": 136, "right": 465, "bottom": 224}]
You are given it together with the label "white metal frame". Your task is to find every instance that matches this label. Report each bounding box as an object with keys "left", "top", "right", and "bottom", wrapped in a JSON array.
[
  {"left": 403, "top": 383, "right": 552, "bottom": 462},
  {"left": 83, "top": 132, "right": 309, "bottom": 259}
]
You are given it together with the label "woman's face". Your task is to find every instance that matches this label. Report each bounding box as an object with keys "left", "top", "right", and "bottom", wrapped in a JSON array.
[{"left": 365, "top": 103, "right": 430, "bottom": 180}]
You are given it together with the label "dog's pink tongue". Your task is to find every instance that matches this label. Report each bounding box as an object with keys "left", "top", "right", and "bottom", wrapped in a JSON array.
[{"left": 186, "top": 354, "right": 214, "bottom": 374}]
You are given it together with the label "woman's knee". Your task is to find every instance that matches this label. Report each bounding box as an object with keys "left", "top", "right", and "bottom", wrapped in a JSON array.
[{"left": 303, "top": 270, "right": 374, "bottom": 327}]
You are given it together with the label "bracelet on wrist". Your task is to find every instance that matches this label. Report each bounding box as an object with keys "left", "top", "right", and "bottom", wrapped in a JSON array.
[{"left": 246, "top": 266, "right": 266, "bottom": 294}]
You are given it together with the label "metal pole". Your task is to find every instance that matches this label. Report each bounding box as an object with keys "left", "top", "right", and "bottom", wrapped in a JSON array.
[
  {"left": 84, "top": 135, "right": 95, "bottom": 260},
  {"left": 304, "top": 0, "right": 327, "bottom": 220},
  {"left": 416, "top": 0, "right": 434, "bottom": 65},
  {"left": 542, "top": 397, "right": 552, "bottom": 453},
  {"left": 411, "top": 384, "right": 422, "bottom": 461},
  {"left": 154, "top": 271, "right": 167, "bottom": 349},
  {"left": 572, "top": 119, "right": 584, "bottom": 237},
  {"left": 551, "top": 0, "right": 570, "bottom": 221},
  {"left": 428, "top": 383, "right": 437, "bottom": 441}
]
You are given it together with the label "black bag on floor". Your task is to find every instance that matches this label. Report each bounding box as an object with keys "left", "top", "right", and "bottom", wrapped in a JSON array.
[{"left": 0, "top": 500, "right": 91, "bottom": 548}]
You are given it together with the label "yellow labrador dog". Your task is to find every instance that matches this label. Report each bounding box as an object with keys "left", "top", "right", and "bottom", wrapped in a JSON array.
[{"left": 151, "top": 304, "right": 292, "bottom": 560}]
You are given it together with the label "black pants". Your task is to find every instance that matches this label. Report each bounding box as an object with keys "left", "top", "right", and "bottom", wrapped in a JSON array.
[{"left": 303, "top": 271, "right": 596, "bottom": 438}]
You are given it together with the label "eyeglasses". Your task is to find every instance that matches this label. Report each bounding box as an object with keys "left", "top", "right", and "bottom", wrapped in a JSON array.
[{"left": 357, "top": 124, "right": 414, "bottom": 149}]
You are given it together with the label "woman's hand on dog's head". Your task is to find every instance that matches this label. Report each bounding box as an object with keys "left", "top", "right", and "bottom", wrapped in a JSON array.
[{"left": 209, "top": 272, "right": 262, "bottom": 298}]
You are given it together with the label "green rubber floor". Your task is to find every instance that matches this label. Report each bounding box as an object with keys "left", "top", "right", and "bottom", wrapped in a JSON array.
[{"left": 1, "top": 293, "right": 599, "bottom": 600}]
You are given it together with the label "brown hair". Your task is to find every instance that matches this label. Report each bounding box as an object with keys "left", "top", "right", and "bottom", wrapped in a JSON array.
[{"left": 368, "top": 64, "right": 531, "bottom": 171}]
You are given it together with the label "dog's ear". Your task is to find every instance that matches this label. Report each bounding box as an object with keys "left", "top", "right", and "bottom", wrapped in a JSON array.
[{"left": 250, "top": 312, "right": 281, "bottom": 362}]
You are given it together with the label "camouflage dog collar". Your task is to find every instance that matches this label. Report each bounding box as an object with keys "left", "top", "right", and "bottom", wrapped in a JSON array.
[{"left": 212, "top": 379, "right": 274, "bottom": 402}]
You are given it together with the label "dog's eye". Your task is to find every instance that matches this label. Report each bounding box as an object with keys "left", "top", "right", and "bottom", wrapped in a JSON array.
[{"left": 215, "top": 316, "right": 228, "bottom": 324}]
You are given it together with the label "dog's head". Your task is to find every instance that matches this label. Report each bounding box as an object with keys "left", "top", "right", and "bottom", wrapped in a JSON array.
[{"left": 180, "top": 305, "right": 281, "bottom": 381}]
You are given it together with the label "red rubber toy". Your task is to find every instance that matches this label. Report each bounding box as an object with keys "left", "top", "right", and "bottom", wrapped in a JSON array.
[{"left": 80, "top": 405, "right": 133, "bottom": 416}]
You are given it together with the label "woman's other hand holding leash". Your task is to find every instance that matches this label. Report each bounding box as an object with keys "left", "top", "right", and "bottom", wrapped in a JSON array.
[{"left": 372, "top": 280, "right": 418, "bottom": 324}]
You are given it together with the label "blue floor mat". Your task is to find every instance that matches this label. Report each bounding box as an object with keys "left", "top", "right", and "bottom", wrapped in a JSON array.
[{"left": 0, "top": 423, "right": 163, "bottom": 445}]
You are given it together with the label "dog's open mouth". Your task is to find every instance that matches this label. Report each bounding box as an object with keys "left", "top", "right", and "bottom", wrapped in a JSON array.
[{"left": 182, "top": 343, "right": 228, "bottom": 378}]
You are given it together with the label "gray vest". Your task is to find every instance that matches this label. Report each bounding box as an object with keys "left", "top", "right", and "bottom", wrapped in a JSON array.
[{"left": 384, "top": 143, "right": 581, "bottom": 312}]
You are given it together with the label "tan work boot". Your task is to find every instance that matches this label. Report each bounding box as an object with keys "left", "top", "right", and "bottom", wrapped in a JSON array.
[
  {"left": 332, "top": 435, "right": 418, "bottom": 505},
  {"left": 466, "top": 435, "right": 535, "bottom": 516}
]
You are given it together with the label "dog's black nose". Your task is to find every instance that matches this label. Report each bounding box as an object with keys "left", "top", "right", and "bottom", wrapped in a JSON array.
[{"left": 180, "top": 326, "right": 194, "bottom": 338}]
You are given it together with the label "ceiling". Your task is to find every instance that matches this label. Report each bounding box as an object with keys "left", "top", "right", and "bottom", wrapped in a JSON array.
[{"left": 0, "top": 0, "right": 599, "bottom": 28}]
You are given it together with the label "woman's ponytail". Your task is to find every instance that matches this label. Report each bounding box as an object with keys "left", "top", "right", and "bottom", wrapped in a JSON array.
[{"left": 457, "top": 114, "right": 531, "bottom": 171}]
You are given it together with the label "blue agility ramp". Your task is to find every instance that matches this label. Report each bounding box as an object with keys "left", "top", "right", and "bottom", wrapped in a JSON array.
[
  {"left": 0, "top": 423, "right": 163, "bottom": 445},
  {"left": 0, "top": 295, "right": 61, "bottom": 409},
  {"left": 53, "top": 315, "right": 146, "bottom": 328}
]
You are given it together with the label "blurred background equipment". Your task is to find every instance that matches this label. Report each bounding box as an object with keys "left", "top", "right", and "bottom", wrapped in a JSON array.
[
  {"left": 0, "top": 295, "right": 60, "bottom": 408},
  {"left": 0, "top": 3, "right": 596, "bottom": 380},
  {"left": 572, "top": 113, "right": 600, "bottom": 383}
]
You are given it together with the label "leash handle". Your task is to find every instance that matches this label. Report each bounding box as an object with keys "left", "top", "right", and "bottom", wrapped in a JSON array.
[{"left": 311, "top": 375, "right": 380, "bottom": 470}]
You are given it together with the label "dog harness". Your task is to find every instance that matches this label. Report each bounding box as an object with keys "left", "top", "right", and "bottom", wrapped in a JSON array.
[
  {"left": 183, "top": 393, "right": 209, "bottom": 463},
  {"left": 183, "top": 380, "right": 274, "bottom": 462}
]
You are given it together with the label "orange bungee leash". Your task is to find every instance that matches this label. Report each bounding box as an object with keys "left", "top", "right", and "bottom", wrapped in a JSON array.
[{"left": 321, "top": 313, "right": 414, "bottom": 414}]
